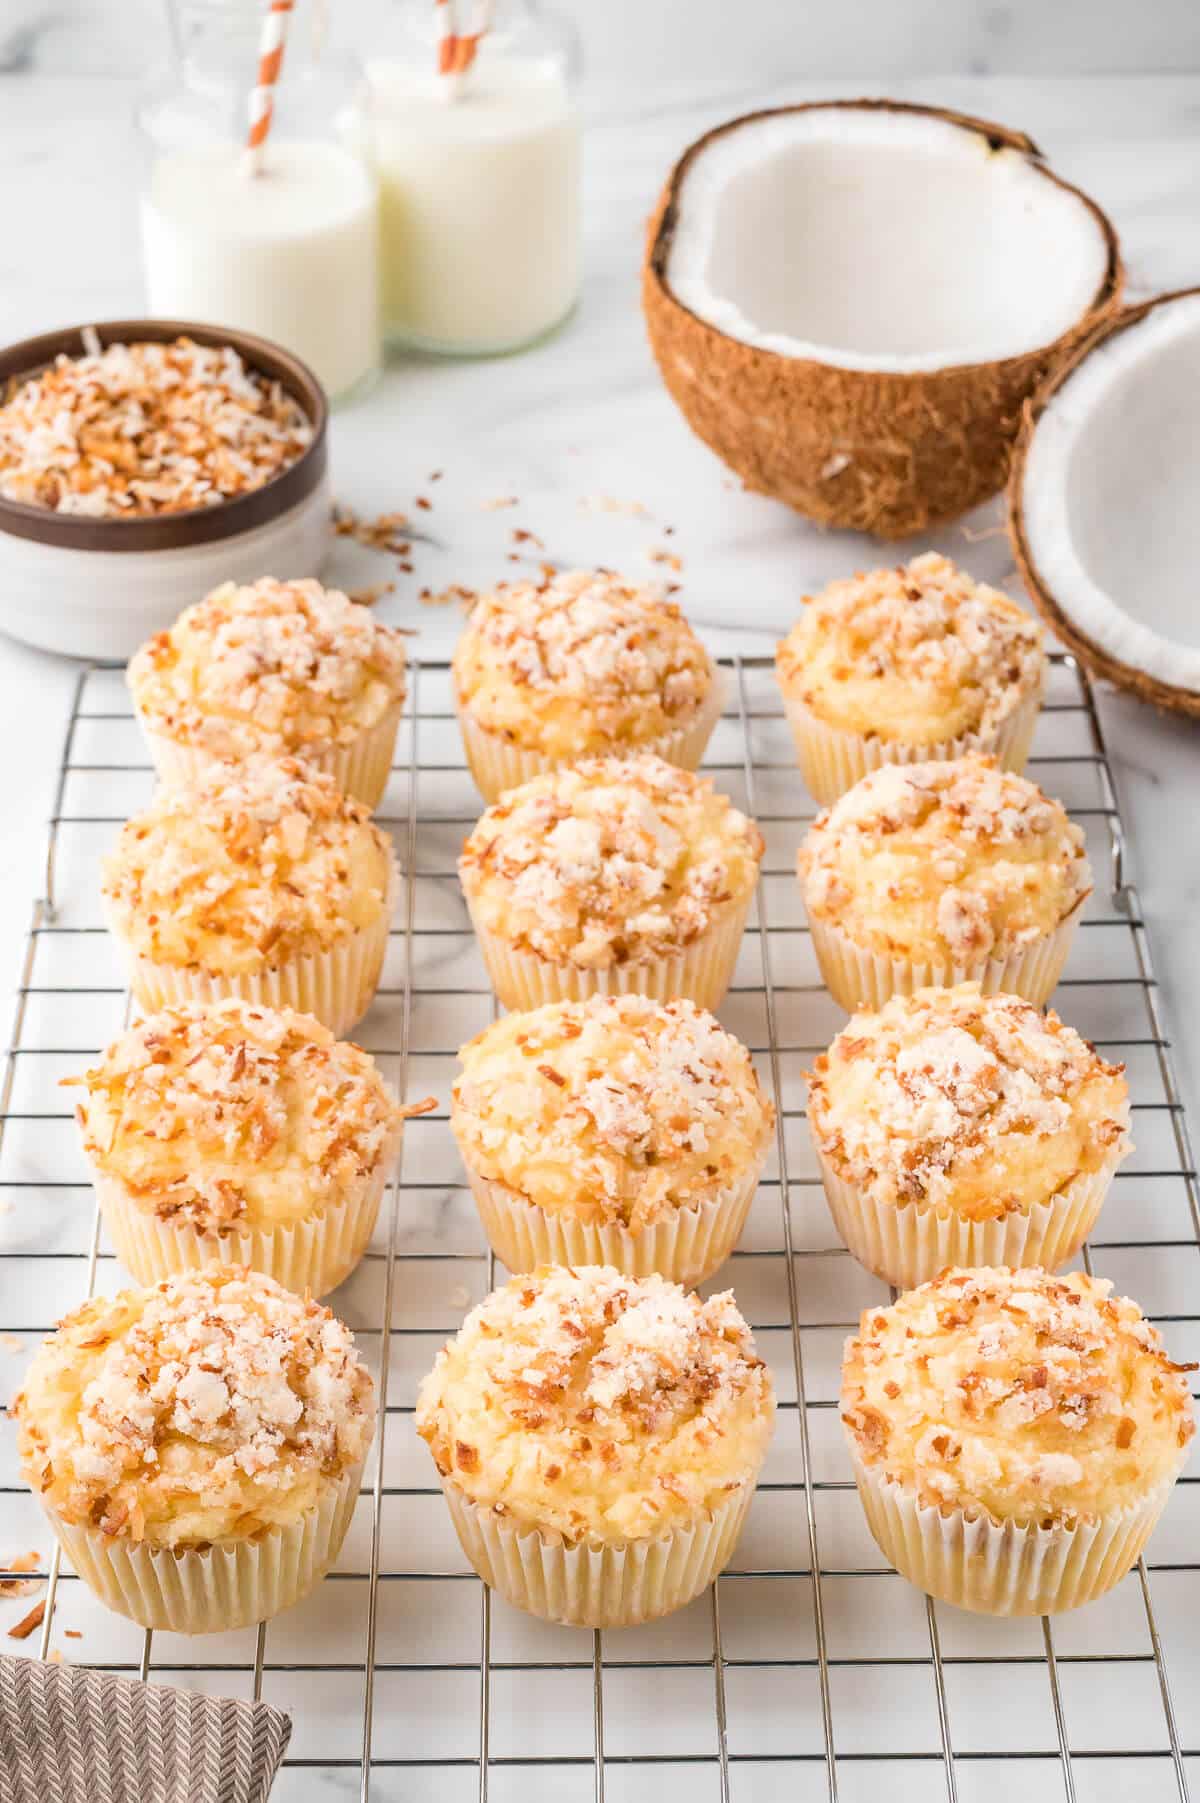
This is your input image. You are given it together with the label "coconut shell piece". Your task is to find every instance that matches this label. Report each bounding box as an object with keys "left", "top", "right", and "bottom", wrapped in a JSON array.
[
  {"left": 643, "top": 99, "right": 1123, "bottom": 541},
  {"left": 1009, "top": 288, "right": 1200, "bottom": 719}
]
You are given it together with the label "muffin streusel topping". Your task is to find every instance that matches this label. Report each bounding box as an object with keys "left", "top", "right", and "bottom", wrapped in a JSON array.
[
  {"left": 809, "top": 985, "right": 1129, "bottom": 1219},
  {"left": 798, "top": 754, "right": 1090, "bottom": 962},
  {"left": 102, "top": 755, "right": 395, "bottom": 973},
  {"left": 128, "top": 578, "right": 408, "bottom": 755},
  {"left": 459, "top": 755, "right": 762, "bottom": 968},
  {"left": 70, "top": 1000, "right": 410, "bottom": 1234},
  {"left": 776, "top": 553, "right": 1044, "bottom": 743},
  {"left": 14, "top": 1266, "right": 376, "bottom": 1543},
  {"left": 453, "top": 995, "right": 774, "bottom": 1227},
  {"left": 453, "top": 569, "right": 715, "bottom": 757},
  {"left": 842, "top": 1267, "right": 1195, "bottom": 1523},
  {"left": 417, "top": 1264, "right": 775, "bottom": 1541}
]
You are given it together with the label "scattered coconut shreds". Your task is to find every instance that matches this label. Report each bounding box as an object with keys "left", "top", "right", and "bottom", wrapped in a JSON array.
[
  {"left": 0, "top": 1578, "right": 42, "bottom": 1599},
  {"left": 646, "top": 546, "right": 684, "bottom": 572},
  {"left": 420, "top": 584, "right": 478, "bottom": 610},
  {"left": 958, "top": 519, "right": 1009, "bottom": 543},
  {"left": 0, "top": 1332, "right": 23, "bottom": 1354},
  {"left": 347, "top": 582, "right": 396, "bottom": 608},
  {"left": 8, "top": 1599, "right": 45, "bottom": 1640},
  {"left": 578, "top": 493, "right": 650, "bottom": 518},
  {"left": 511, "top": 527, "right": 544, "bottom": 550},
  {"left": 481, "top": 495, "right": 519, "bottom": 511},
  {"left": 48, "top": 1649, "right": 63, "bottom": 1665},
  {"left": 0, "top": 336, "right": 313, "bottom": 519},
  {"left": 333, "top": 505, "right": 411, "bottom": 553},
  {"left": 1, "top": 1552, "right": 42, "bottom": 1598},
  {"left": 450, "top": 1285, "right": 472, "bottom": 1309}
]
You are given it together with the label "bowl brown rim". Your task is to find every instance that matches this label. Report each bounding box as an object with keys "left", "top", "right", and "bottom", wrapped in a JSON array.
[{"left": 0, "top": 318, "right": 328, "bottom": 554}]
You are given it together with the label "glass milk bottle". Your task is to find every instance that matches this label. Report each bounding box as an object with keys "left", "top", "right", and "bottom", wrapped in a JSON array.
[
  {"left": 367, "top": 0, "right": 582, "bottom": 356},
  {"left": 137, "top": 0, "right": 381, "bottom": 402}
]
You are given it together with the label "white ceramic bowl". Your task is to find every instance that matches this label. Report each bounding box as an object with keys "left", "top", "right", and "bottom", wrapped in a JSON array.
[{"left": 0, "top": 319, "right": 332, "bottom": 660}]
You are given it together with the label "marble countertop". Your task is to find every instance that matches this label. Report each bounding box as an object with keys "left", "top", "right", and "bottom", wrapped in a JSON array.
[{"left": 1, "top": 70, "right": 1198, "bottom": 1126}]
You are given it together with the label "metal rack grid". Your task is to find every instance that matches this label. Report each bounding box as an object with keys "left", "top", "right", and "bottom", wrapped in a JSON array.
[{"left": 1, "top": 650, "right": 1198, "bottom": 1803}]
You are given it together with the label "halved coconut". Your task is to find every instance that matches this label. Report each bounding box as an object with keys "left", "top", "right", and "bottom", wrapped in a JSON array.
[
  {"left": 1010, "top": 288, "right": 1200, "bottom": 716},
  {"left": 643, "top": 100, "right": 1122, "bottom": 539}
]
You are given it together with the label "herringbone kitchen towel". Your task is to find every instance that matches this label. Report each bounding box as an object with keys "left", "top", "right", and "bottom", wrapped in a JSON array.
[{"left": 0, "top": 1655, "right": 291, "bottom": 1803}]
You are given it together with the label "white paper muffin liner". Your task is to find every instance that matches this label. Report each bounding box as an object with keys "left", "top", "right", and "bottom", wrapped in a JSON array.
[
  {"left": 136, "top": 699, "right": 405, "bottom": 811},
  {"left": 440, "top": 1471, "right": 757, "bottom": 1627},
  {"left": 454, "top": 677, "right": 726, "bottom": 804},
  {"left": 802, "top": 891, "right": 1086, "bottom": 1014},
  {"left": 108, "top": 861, "right": 397, "bottom": 1039},
  {"left": 781, "top": 682, "right": 1042, "bottom": 808},
  {"left": 850, "top": 1449, "right": 1183, "bottom": 1615},
  {"left": 92, "top": 1119, "right": 402, "bottom": 1296},
  {"left": 41, "top": 1461, "right": 363, "bottom": 1634},
  {"left": 462, "top": 1133, "right": 769, "bottom": 1286},
  {"left": 464, "top": 887, "right": 753, "bottom": 1013},
  {"left": 815, "top": 1141, "right": 1124, "bottom": 1290}
]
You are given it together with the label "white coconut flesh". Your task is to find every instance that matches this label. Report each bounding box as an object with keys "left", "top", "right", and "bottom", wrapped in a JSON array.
[
  {"left": 666, "top": 107, "right": 1112, "bottom": 373},
  {"left": 1019, "top": 292, "right": 1200, "bottom": 693}
]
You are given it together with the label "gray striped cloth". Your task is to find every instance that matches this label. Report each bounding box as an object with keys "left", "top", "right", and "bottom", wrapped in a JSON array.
[{"left": 0, "top": 1656, "right": 291, "bottom": 1803}]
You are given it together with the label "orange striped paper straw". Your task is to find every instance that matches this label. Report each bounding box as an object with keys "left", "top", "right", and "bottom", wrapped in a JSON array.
[
  {"left": 245, "top": 0, "right": 295, "bottom": 170},
  {"left": 437, "top": 0, "right": 492, "bottom": 84},
  {"left": 436, "top": 0, "right": 459, "bottom": 76}
]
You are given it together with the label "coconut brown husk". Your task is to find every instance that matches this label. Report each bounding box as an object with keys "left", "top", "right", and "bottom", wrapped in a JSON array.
[
  {"left": 1009, "top": 287, "right": 1200, "bottom": 718},
  {"left": 643, "top": 99, "right": 1123, "bottom": 540}
]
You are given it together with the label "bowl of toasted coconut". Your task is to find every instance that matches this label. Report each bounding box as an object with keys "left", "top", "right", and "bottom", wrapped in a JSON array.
[{"left": 0, "top": 319, "right": 330, "bottom": 657}]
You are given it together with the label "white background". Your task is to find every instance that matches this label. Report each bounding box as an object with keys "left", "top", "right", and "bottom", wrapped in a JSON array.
[{"left": 4, "top": 0, "right": 1200, "bottom": 80}]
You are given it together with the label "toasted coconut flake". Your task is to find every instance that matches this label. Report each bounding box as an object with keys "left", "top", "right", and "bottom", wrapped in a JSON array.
[
  {"left": 0, "top": 337, "right": 312, "bottom": 518},
  {"left": 7, "top": 1599, "right": 46, "bottom": 1640}
]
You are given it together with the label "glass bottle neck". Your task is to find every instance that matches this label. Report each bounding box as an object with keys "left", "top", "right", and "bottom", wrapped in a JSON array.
[
  {"left": 394, "top": 0, "right": 544, "bottom": 55},
  {"left": 166, "top": 0, "right": 324, "bottom": 89}
]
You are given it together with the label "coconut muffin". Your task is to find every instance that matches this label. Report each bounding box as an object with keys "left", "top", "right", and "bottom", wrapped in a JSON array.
[
  {"left": 102, "top": 755, "right": 396, "bottom": 1036},
  {"left": 452, "top": 568, "right": 721, "bottom": 800},
  {"left": 776, "top": 553, "right": 1046, "bottom": 803},
  {"left": 70, "top": 999, "right": 430, "bottom": 1295},
  {"left": 841, "top": 1267, "right": 1195, "bottom": 1614},
  {"left": 452, "top": 995, "right": 775, "bottom": 1283},
  {"left": 128, "top": 577, "right": 408, "bottom": 808},
  {"left": 12, "top": 1265, "right": 376, "bottom": 1632},
  {"left": 808, "top": 984, "right": 1130, "bottom": 1286},
  {"left": 416, "top": 1263, "right": 775, "bottom": 1625},
  {"left": 796, "top": 753, "right": 1090, "bottom": 1010},
  {"left": 458, "top": 754, "right": 763, "bottom": 1010}
]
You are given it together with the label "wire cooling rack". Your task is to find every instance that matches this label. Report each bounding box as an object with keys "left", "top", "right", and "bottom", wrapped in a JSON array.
[{"left": 1, "top": 651, "right": 1198, "bottom": 1803}]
